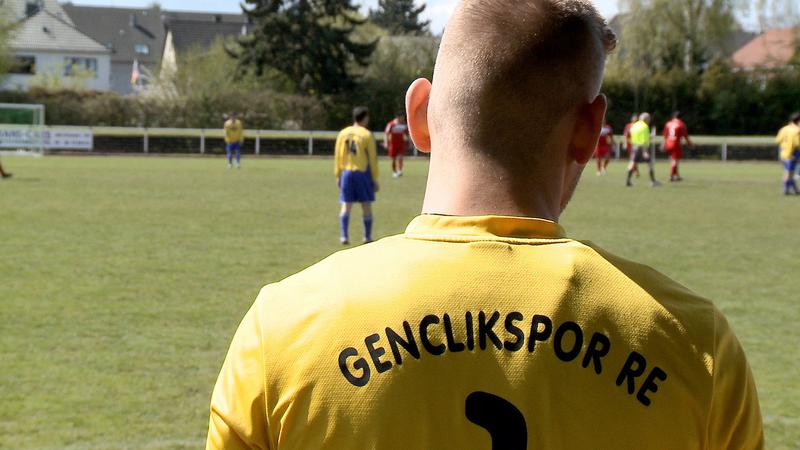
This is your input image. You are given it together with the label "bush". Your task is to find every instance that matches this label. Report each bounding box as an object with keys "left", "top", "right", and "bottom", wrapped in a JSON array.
[
  {"left": 604, "top": 62, "right": 800, "bottom": 135},
  {"left": 2, "top": 42, "right": 798, "bottom": 135},
  {"left": 0, "top": 86, "right": 329, "bottom": 129},
  {"left": 352, "top": 35, "right": 438, "bottom": 128}
]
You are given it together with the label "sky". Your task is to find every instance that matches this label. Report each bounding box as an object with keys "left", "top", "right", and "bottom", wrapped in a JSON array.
[{"left": 65, "top": 0, "right": 622, "bottom": 33}]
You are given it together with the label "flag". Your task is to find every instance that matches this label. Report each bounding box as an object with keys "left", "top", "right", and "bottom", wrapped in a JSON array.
[{"left": 131, "top": 59, "right": 140, "bottom": 86}]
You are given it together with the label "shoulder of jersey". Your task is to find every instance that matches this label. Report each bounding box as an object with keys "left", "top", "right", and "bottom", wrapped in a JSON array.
[
  {"left": 576, "top": 240, "right": 715, "bottom": 316},
  {"left": 261, "top": 236, "right": 406, "bottom": 299},
  {"left": 262, "top": 236, "right": 714, "bottom": 317}
]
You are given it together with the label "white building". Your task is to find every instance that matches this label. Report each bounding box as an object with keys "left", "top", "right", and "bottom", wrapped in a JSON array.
[
  {"left": 62, "top": 5, "right": 250, "bottom": 95},
  {"left": 3, "top": 0, "right": 112, "bottom": 91},
  {"left": 62, "top": 5, "right": 167, "bottom": 95},
  {"left": 1, "top": 1, "right": 250, "bottom": 94}
]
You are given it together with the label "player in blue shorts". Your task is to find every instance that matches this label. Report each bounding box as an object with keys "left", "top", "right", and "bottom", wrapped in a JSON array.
[
  {"left": 335, "top": 107, "right": 379, "bottom": 244},
  {"left": 224, "top": 113, "right": 244, "bottom": 169},
  {"left": 776, "top": 112, "right": 800, "bottom": 195}
]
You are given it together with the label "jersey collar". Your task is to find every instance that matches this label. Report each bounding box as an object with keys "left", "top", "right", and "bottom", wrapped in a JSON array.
[{"left": 405, "top": 214, "right": 567, "bottom": 241}]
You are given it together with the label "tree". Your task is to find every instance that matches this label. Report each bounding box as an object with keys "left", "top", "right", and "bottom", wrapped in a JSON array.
[
  {"left": 0, "top": 5, "right": 17, "bottom": 75},
  {"left": 234, "top": 0, "right": 376, "bottom": 96},
  {"left": 751, "top": 0, "right": 800, "bottom": 29},
  {"left": 369, "top": 0, "right": 430, "bottom": 36},
  {"left": 612, "top": 0, "right": 743, "bottom": 75},
  {"left": 357, "top": 35, "right": 438, "bottom": 124},
  {"left": 149, "top": 38, "right": 328, "bottom": 129}
]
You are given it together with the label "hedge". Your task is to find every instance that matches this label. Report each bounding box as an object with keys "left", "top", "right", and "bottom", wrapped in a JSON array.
[{"left": 2, "top": 61, "right": 799, "bottom": 135}]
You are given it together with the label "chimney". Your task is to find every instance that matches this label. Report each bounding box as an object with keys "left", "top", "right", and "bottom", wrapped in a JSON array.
[{"left": 129, "top": 14, "right": 138, "bottom": 28}]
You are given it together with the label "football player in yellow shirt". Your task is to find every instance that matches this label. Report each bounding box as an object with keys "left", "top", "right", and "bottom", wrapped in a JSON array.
[
  {"left": 335, "top": 107, "right": 379, "bottom": 244},
  {"left": 776, "top": 112, "right": 800, "bottom": 195},
  {"left": 207, "top": 1, "right": 763, "bottom": 449},
  {"left": 224, "top": 113, "right": 244, "bottom": 169}
]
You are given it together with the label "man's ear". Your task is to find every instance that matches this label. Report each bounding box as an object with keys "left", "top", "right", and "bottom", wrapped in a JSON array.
[
  {"left": 571, "top": 94, "right": 607, "bottom": 165},
  {"left": 405, "top": 78, "right": 432, "bottom": 153}
]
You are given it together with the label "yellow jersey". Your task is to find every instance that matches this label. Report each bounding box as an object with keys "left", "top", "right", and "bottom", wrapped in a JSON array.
[
  {"left": 776, "top": 123, "right": 800, "bottom": 160},
  {"left": 207, "top": 215, "right": 763, "bottom": 450},
  {"left": 629, "top": 120, "right": 650, "bottom": 146},
  {"left": 334, "top": 125, "right": 378, "bottom": 182},
  {"left": 224, "top": 119, "right": 244, "bottom": 144}
]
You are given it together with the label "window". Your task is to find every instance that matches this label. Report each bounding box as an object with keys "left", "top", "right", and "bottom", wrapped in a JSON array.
[
  {"left": 134, "top": 44, "right": 149, "bottom": 55},
  {"left": 9, "top": 55, "right": 36, "bottom": 74},
  {"left": 63, "top": 57, "right": 98, "bottom": 78}
]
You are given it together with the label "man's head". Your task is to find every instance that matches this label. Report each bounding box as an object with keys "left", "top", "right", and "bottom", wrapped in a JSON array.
[
  {"left": 630, "top": 114, "right": 639, "bottom": 123},
  {"left": 406, "top": 0, "right": 615, "bottom": 218},
  {"left": 353, "top": 107, "right": 370, "bottom": 127},
  {"left": 639, "top": 113, "right": 651, "bottom": 125},
  {"left": 397, "top": 113, "right": 407, "bottom": 124},
  {"left": 672, "top": 111, "right": 681, "bottom": 120},
  {"left": 790, "top": 112, "right": 800, "bottom": 124},
  {"left": 230, "top": 112, "right": 237, "bottom": 120}
]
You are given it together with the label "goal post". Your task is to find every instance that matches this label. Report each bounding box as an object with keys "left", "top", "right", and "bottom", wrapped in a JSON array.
[{"left": 0, "top": 103, "right": 46, "bottom": 154}]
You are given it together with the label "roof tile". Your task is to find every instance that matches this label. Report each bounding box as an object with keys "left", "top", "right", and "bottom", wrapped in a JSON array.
[{"left": 732, "top": 28, "right": 798, "bottom": 69}]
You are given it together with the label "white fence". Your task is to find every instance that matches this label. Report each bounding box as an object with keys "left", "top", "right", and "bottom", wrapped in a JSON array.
[
  {"left": 0, "top": 124, "right": 780, "bottom": 160},
  {"left": 91, "top": 127, "right": 357, "bottom": 155}
]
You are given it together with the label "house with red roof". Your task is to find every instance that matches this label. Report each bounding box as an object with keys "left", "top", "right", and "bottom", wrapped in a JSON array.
[{"left": 732, "top": 28, "right": 798, "bottom": 70}]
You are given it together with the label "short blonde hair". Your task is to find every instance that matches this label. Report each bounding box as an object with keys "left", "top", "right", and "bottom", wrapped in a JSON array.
[{"left": 430, "top": 0, "right": 616, "bottom": 168}]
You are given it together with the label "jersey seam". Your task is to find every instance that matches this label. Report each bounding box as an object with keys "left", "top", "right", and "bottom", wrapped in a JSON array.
[
  {"left": 403, "top": 234, "right": 572, "bottom": 245},
  {"left": 703, "top": 311, "right": 718, "bottom": 450},
  {"left": 257, "top": 295, "right": 273, "bottom": 449}
]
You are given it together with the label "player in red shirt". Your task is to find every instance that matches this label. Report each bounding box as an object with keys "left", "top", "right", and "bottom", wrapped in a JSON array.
[
  {"left": 594, "top": 122, "right": 613, "bottom": 175},
  {"left": 663, "top": 111, "right": 693, "bottom": 182},
  {"left": 623, "top": 114, "right": 639, "bottom": 178},
  {"left": 384, "top": 113, "right": 411, "bottom": 178}
]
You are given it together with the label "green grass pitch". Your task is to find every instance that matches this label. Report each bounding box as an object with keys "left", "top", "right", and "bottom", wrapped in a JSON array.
[{"left": 1, "top": 156, "right": 798, "bottom": 449}]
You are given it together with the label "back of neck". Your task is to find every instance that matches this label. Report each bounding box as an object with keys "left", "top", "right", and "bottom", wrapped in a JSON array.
[{"left": 421, "top": 151, "right": 562, "bottom": 222}]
